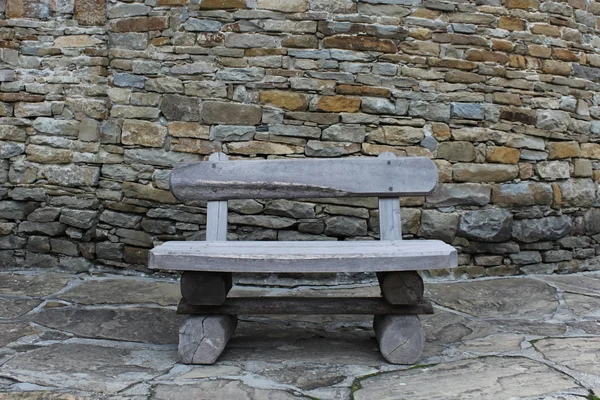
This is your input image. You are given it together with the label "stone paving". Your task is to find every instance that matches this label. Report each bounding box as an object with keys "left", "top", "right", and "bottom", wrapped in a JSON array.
[{"left": 0, "top": 270, "right": 599, "bottom": 400}]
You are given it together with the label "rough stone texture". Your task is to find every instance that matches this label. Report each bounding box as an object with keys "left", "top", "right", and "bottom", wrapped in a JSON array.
[
  {"left": 1, "top": 0, "right": 600, "bottom": 277},
  {"left": 0, "top": 270, "right": 598, "bottom": 399}
]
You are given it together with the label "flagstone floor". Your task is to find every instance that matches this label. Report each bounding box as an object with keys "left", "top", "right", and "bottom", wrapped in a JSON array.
[{"left": 0, "top": 270, "right": 599, "bottom": 399}]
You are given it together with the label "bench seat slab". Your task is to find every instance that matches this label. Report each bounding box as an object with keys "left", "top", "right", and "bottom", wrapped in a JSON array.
[{"left": 150, "top": 240, "right": 457, "bottom": 273}]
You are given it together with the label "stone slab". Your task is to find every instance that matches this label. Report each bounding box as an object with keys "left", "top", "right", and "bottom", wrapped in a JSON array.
[
  {"left": 535, "top": 337, "right": 600, "bottom": 376},
  {"left": 353, "top": 357, "right": 581, "bottom": 399},
  {"left": 0, "top": 299, "right": 41, "bottom": 319},
  {"left": 426, "top": 278, "right": 559, "bottom": 319},
  {"left": 58, "top": 278, "right": 180, "bottom": 306},
  {"left": 33, "top": 306, "right": 183, "bottom": 344},
  {"left": 0, "top": 343, "right": 175, "bottom": 393},
  {"left": 0, "top": 273, "right": 71, "bottom": 297}
]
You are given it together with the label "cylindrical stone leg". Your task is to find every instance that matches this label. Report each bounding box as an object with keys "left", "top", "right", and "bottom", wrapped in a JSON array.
[
  {"left": 178, "top": 314, "right": 237, "bottom": 365},
  {"left": 181, "top": 271, "right": 233, "bottom": 305},
  {"left": 376, "top": 271, "right": 424, "bottom": 305},
  {"left": 373, "top": 314, "right": 424, "bottom": 364}
]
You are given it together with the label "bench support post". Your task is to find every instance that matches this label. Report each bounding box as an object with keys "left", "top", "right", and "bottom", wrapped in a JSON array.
[
  {"left": 374, "top": 314, "right": 424, "bottom": 364},
  {"left": 178, "top": 315, "right": 238, "bottom": 364},
  {"left": 178, "top": 152, "right": 237, "bottom": 365}
]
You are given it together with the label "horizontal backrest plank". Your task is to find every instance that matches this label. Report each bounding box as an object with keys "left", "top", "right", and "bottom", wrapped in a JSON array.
[{"left": 171, "top": 155, "right": 438, "bottom": 201}]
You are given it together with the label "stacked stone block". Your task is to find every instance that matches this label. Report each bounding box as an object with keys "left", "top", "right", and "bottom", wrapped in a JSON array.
[{"left": 2, "top": 0, "right": 600, "bottom": 278}]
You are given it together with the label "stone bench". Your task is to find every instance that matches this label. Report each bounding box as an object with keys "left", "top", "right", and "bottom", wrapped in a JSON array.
[{"left": 149, "top": 152, "right": 457, "bottom": 365}]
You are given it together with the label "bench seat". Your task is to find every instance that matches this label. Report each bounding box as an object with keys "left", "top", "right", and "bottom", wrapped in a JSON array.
[{"left": 149, "top": 240, "right": 458, "bottom": 273}]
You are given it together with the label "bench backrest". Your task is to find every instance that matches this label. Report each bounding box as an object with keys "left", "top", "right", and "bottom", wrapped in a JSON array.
[
  {"left": 171, "top": 152, "right": 439, "bottom": 242},
  {"left": 170, "top": 153, "right": 437, "bottom": 201}
]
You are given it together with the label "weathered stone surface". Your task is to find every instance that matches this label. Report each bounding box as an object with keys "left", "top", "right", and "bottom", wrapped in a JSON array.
[
  {"left": 453, "top": 163, "right": 519, "bottom": 182},
  {"left": 492, "top": 182, "right": 553, "bottom": 207},
  {"left": 0, "top": 272, "right": 71, "bottom": 296},
  {"left": 316, "top": 96, "right": 361, "bottom": 113},
  {"left": 354, "top": 357, "right": 578, "bottom": 400},
  {"left": 558, "top": 179, "right": 597, "bottom": 207},
  {"left": 324, "top": 216, "right": 367, "bottom": 237},
  {"left": 536, "top": 110, "right": 571, "bottom": 132},
  {"left": 368, "top": 126, "right": 423, "bottom": 145},
  {"left": 34, "top": 306, "right": 181, "bottom": 344},
  {"left": 122, "top": 120, "right": 167, "bottom": 148},
  {"left": 418, "top": 210, "right": 458, "bottom": 242},
  {"left": 122, "top": 182, "right": 177, "bottom": 204},
  {"left": 43, "top": 165, "right": 100, "bottom": 187},
  {"left": 458, "top": 209, "right": 512, "bottom": 242},
  {"left": 0, "top": 343, "right": 174, "bottom": 393},
  {"left": 160, "top": 95, "right": 200, "bottom": 121},
  {"left": 323, "top": 35, "right": 397, "bottom": 53},
  {"left": 0, "top": 298, "right": 42, "bottom": 319},
  {"left": 535, "top": 337, "right": 600, "bottom": 376},
  {"left": 202, "top": 101, "right": 262, "bottom": 125},
  {"left": 427, "top": 183, "right": 491, "bottom": 206},
  {"left": 512, "top": 216, "right": 572, "bottom": 243},
  {"left": 74, "top": 0, "right": 106, "bottom": 25},
  {"left": 427, "top": 278, "right": 558, "bottom": 318},
  {"left": 437, "top": 141, "right": 475, "bottom": 162},
  {"left": 259, "top": 91, "right": 309, "bottom": 111},
  {"left": 110, "top": 16, "right": 168, "bottom": 32}
]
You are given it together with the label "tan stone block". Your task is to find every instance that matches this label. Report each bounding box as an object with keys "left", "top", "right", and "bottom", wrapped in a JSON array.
[
  {"left": 336, "top": 85, "right": 390, "bottom": 98},
  {"left": 323, "top": 35, "right": 397, "bottom": 53},
  {"left": 493, "top": 93, "right": 522, "bottom": 106},
  {"left": 54, "top": 35, "right": 103, "bottom": 48},
  {"left": 200, "top": 0, "right": 247, "bottom": 9},
  {"left": 492, "top": 39, "right": 514, "bottom": 52},
  {"left": 75, "top": 0, "right": 106, "bottom": 26},
  {"left": 122, "top": 182, "right": 177, "bottom": 204},
  {"left": 245, "top": 48, "right": 287, "bottom": 56},
  {"left": 226, "top": 141, "right": 304, "bottom": 155},
  {"left": 122, "top": 119, "right": 167, "bottom": 147},
  {"left": 531, "top": 24, "right": 561, "bottom": 37},
  {"left": 506, "top": 0, "right": 539, "bottom": 8},
  {"left": 110, "top": 17, "right": 169, "bottom": 33},
  {"left": 5, "top": 0, "right": 24, "bottom": 18},
  {"left": 168, "top": 122, "right": 210, "bottom": 139},
  {"left": 593, "top": 170, "right": 600, "bottom": 182},
  {"left": 410, "top": 8, "right": 441, "bottom": 18},
  {"left": 437, "top": 141, "right": 476, "bottom": 162},
  {"left": 509, "top": 55, "right": 527, "bottom": 69},
  {"left": 453, "top": 163, "right": 519, "bottom": 182},
  {"left": 368, "top": 126, "right": 424, "bottom": 146},
  {"left": 434, "top": 159, "right": 453, "bottom": 182},
  {"left": 158, "top": 0, "right": 187, "bottom": 5},
  {"left": 552, "top": 48, "right": 579, "bottom": 62},
  {"left": 316, "top": 95, "right": 361, "bottom": 113},
  {"left": 259, "top": 90, "right": 309, "bottom": 111},
  {"left": 486, "top": 146, "right": 520, "bottom": 164},
  {"left": 257, "top": 0, "right": 307, "bottom": 12},
  {"left": 498, "top": 16, "right": 526, "bottom": 31},
  {"left": 409, "top": 28, "right": 432, "bottom": 40},
  {"left": 528, "top": 44, "right": 552, "bottom": 58},
  {"left": 568, "top": 0, "right": 585, "bottom": 9},
  {"left": 399, "top": 41, "right": 440, "bottom": 56},
  {"left": 361, "top": 143, "right": 407, "bottom": 157},
  {"left": 542, "top": 60, "right": 572, "bottom": 75},
  {"left": 547, "top": 141, "right": 580, "bottom": 159},
  {"left": 428, "top": 58, "right": 477, "bottom": 70},
  {"left": 151, "top": 38, "right": 170, "bottom": 46},
  {"left": 580, "top": 143, "right": 600, "bottom": 159},
  {"left": 552, "top": 183, "right": 562, "bottom": 208},
  {"left": 26, "top": 145, "right": 72, "bottom": 164},
  {"left": 171, "top": 138, "right": 221, "bottom": 154},
  {"left": 519, "top": 163, "right": 534, "bottom": 179},
  {"left": 466, "top": 49, "right": 508, "bottom": 64},
  {"left": 432, "top": 123, "right": 450, "bottom": 141},
  {"left": 280, "top": 35, "right": 318, "bottom": 49}
]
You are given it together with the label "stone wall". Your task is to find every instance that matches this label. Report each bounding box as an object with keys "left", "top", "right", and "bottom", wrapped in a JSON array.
[{"left": 2, "top": 0, "right": 600, "bottom": 278}]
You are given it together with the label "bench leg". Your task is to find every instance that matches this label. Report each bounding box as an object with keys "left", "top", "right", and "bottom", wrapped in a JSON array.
[
  {"left": 376, "top": 271, "right": 424, "bottom": 304},
  {"left": 178, "top": 314, "right": 237, "bottom": 364},
  {"left": 374, "top": 314, "right": 424, "bottom": 364},
  {"left": 181, "top": 271, "right": 233, "bottom": 305}
]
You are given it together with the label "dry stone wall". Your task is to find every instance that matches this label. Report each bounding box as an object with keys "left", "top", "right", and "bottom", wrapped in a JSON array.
[{"left": 2, "top": 0, "right": 600, "bottom": 278}]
